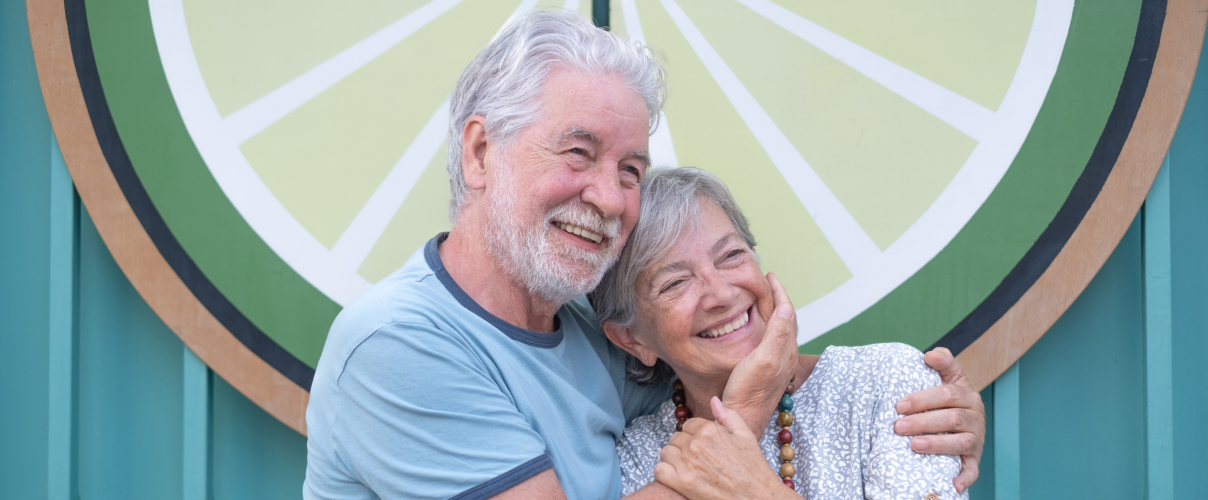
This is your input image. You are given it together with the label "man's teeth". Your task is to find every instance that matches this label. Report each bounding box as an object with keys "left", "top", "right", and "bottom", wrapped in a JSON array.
[
  {"left": 699, "top": 311, "right": 749, "bottom": 339},
  {"left": 556, "top": 222, "right": 603, "bottom": 243}
]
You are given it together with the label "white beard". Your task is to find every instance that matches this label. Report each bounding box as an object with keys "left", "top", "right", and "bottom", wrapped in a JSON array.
[{"left": 484, "top": 164, "right": 622, "bottom": 306}]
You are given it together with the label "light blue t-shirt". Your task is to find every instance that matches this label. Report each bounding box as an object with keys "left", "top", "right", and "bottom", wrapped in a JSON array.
[{"left": 304, "top": 234, "right": 669, "bottom": 500}]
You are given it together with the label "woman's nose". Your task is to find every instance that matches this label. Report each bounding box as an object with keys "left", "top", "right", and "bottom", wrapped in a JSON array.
[{"left": 698, "top": 270, "right": 740, "bottom": 312}]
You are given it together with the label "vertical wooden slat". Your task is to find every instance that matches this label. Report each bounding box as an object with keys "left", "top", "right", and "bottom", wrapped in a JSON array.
[
  {"left": 183, "top": 347, "right": 211, "bottom": 500},
  {"left": 1144, "top": 158, "right": 1174, "bottom": 500},
  {"left": 993, "top": 363, "right": 1020, "bottom": 500},
  {"left": 47, "top": 132, "right": 77, "bottom": 500}
]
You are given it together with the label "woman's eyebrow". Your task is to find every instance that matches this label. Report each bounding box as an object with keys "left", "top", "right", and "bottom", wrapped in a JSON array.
[
  {"left": 711, "top": 233, "right": 741, "bottom": 255},
  {"left": 647, "top": 262, "right": 689, "bottom": 293}
]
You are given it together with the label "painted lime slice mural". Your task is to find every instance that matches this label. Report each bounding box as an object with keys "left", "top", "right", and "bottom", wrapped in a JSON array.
[{"left": 67, "top": 0, "right": 1162, "bottom": 405}]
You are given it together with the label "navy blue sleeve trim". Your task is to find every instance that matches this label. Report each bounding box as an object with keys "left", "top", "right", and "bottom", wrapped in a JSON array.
[{"left": 449, "top": 455, "right": 555, "bottom": 500}]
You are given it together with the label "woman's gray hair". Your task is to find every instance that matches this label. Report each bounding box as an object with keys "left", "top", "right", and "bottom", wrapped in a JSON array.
[
  {"left": 589, "top": 167, "right": 757, "bottom": 385},
  {"left": 446, "top": 10, "right": 667, "bottom": 220}
]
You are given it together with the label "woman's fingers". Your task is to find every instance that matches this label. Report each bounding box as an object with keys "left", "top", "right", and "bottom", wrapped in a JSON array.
[{"left": 710, "top": 397, "right": 754, "bottom": 438}]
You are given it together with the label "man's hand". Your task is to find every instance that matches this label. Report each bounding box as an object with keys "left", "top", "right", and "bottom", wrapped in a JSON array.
[
  {"left": 656, "top": 398, "right": 798, "bottom": 500},
  {"left": 893, "top": 347, "right": 986, "bottom": 493},
  {"left": 721, "top": 273, "right": 799, "bottom": 432}
]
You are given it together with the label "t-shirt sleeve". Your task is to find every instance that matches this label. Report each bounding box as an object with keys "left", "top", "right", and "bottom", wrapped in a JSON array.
[
  {"left": 863, "top": 343, "right": 968, "bottom": 500},
  {"left": 330, "top": 322, "right": 552, "bottom": 500}
]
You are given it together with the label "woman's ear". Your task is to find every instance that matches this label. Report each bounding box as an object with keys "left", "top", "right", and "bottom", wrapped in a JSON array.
[
  {"left": 602, "top": 321, "right": 659, "bottom": 367},
  {"left": 461, "top": 115, "right": 489, "bottom": 191}
]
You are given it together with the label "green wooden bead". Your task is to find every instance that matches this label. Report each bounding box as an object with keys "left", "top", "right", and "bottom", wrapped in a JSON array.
[{"left": 779, "top": 394, "right": 794, "bottom": 411}]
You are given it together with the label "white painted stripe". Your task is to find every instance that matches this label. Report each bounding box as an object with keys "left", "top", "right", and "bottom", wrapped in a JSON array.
[
  {"left": 330, "top": 99, "right": 450, "bottom": 271},
  {"left": 151, "top": 0, "right": 374, "bottom": 304},
  {"left": 222, "top": 0, "right": 465, "bottom": 146},
  {"left": 563, "top": 0, "right": 580, "bottom": 14},
  {"left": 735, "top": 0, "right": 995, "bottom": 141},
  {"left": 660, "top": 0, "right": 881, "bottom": 276},
  {"left": 794, "top": 0, "right": 1073, "bottom": 345},
  {"left": 622, "top": 0, "right": 678, "bottom": 167},
  {"left": 505, "top": 0, "right": 543, "bottom": 27},
  {"left": 331, "top": 0, "right": 537, "bottom": 273}
]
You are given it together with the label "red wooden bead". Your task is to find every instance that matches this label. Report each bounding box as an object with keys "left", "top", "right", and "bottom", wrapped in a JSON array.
[
  {"left": 778, "top": 429, "right": 793, "bottom": 444},
  {"left": 672, "top": 392, "right": 685, "bottom": 405},
  {"left": 674, "top": 406, "right": 690, "bottom": 420},
  {"left": 783, "top": 479, "right": 795, "bottom": 489},
  {"left": 675, "top": 419, "right": 685, "bottom": 432}
]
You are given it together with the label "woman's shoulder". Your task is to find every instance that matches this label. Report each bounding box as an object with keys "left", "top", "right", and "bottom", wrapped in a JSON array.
[
  {"left": 617, "top": 399, "right": 678, "bottom": 496},
  {"left": 807, "top": 343, "right": 938, "bottom": 397},
  {"left": 618, "top": 399, "right": 678, "bottom": 458}
]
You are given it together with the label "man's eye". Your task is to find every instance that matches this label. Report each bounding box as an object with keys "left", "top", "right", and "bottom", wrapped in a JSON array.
[
  {"left": 569, "top": 147, "right": 588, "bottom": 156},
  {"left": 621, "top": 165, "right": 642, "bottom": 179}
]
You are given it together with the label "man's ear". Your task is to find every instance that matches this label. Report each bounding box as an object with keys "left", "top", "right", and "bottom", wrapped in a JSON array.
[
  {"left": 603, "top": 321, "right": 659, "bottom": 367},
  {"left": 461, "top": 115, "right": 489, "bottom": 191}
]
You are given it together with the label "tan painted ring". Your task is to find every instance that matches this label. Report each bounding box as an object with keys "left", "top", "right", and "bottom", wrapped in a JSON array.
[
  {"left": 957, "top": 0, "right": 1208, "bottom": 390},
  {"left": 26, "top": 0, "right": 1208, "bottom": 428},
  {"left": 26, "top": 0, "right": 309, "bottom": 434}
]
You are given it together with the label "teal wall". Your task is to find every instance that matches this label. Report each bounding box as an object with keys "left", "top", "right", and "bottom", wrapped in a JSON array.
[{"left": 2, "top": 1, "right": 1205, "bottom": 497}]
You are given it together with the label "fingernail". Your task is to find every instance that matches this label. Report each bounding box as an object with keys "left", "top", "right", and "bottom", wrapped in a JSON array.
[
  {"left": 913, "top": 436, "right": 929, "bottom": 451},
  {"left": 894, "top": 420, "right": 908, "bottom": 435},
  {"left": 896, "top": 400, "right": 911, "bottom": 414},
  {"left": 775, "top": 305, "right": 792, "bottom": 319}
]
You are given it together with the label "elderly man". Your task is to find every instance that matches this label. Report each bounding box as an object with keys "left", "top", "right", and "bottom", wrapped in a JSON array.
[{"left": 304, "top": 10, "right": 984, "bottom": 500}]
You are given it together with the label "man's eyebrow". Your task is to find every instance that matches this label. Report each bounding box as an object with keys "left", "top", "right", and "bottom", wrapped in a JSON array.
[
  {"left": 628, "top": 150, "right": 651, "bottom": 166},
  {"left": 558, "top": 127, "right": 600, "bottom": 145}
]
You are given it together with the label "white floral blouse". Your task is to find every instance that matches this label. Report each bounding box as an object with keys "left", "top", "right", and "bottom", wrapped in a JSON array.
[{"left": 616, "top": 343, "right": 967, "bottom": 500}]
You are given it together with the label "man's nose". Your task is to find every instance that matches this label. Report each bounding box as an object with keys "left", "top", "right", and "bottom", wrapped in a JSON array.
[{"left": 580, "top": 166, "right": 626, "bottom": 220}]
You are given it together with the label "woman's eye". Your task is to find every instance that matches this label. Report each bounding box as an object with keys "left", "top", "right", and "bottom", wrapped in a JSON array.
[{"left": 660, "top": 279, "right": 685, "bottom": 293}]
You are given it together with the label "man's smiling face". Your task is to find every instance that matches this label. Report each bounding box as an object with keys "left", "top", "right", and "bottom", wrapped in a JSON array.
[{"left": 483, "top": 67, "right": 651, "bottom": 304}]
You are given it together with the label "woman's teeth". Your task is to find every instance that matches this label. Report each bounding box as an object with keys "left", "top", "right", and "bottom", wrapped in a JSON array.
[
  {"left": 699, "top": 311, "right": 749, "bottom": 339},
  {"left": 556, "top": 222, "right": 603, "bottom": 243}
]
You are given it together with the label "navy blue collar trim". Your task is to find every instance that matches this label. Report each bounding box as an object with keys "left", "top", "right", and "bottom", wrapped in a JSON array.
[{"left": 425, "top": 233, "right": 564, "bottom": 348}]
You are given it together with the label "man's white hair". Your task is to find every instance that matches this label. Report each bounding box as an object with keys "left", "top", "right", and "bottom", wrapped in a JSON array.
[{"left": 446, "top": 9, "right": 667, "bottom": 220}]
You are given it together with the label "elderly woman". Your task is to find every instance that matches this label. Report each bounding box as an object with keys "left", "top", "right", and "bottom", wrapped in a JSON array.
[{"left": 590, "top": 167, "right": 967, "bottom": 500}]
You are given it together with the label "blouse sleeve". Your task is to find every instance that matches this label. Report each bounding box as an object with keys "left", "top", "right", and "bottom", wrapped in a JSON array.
[{"left": 862, "top": 343, "right": 968, "bottom": 500}]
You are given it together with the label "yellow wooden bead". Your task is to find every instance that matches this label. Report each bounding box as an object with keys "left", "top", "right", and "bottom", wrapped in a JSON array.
[
  {"left": 779, "top": 462, "right": 796, "bottom": 478},
  {"left": 777, "top": 411, "right": 794, "bottom": 427},
  {"left": 780, "top": 444, "right": 794, "bottom": 461}
]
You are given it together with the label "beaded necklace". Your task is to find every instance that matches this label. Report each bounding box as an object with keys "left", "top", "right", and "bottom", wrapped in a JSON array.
[{"left": 671, "top": 375, "right": 798, "bottom": 490}]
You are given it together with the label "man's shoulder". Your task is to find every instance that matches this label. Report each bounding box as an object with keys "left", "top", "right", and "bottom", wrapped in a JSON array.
[{"left": 319, "top": 249, "right": 469, "bottom": 367}]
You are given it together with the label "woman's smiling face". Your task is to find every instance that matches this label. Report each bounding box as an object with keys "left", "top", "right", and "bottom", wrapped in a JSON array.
[{"left": 628, "top": 197, "right": 775, "bottom": 382}]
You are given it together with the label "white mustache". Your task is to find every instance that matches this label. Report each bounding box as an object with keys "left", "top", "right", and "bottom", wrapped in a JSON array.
[{"left": 545, "top": 201, "right": 620, "bottom": 240}]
